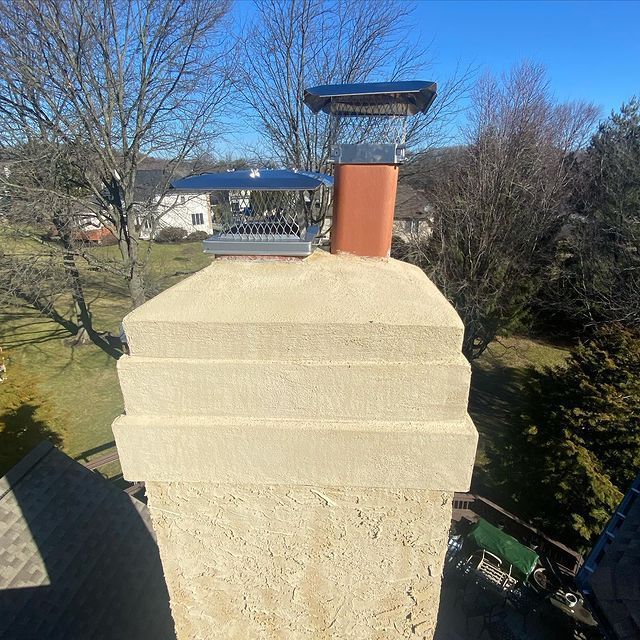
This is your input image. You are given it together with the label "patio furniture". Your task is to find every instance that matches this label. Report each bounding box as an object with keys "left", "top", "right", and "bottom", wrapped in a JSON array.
[
  {"left": 473, "top": 549, "right": 518, "bottom": 592},
  {"left": 461, "top": 585, "right": 499, "bottom": 637},
  {"left": 446, "top": 534, "right": 464, "bottom": 563},
  {"left": 466, "top": 519, "right": 540, "bottom": 586},
  {"left": 531, "top": 566, "right": 559, "bottom": 593}
]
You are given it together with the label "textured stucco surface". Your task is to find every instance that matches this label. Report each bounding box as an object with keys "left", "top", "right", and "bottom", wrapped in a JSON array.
[
  {"left": 146, "top": 482, "right": 453, "bottom": 640},
  {"left": 118, "top": 357, "right": 470, "bottom": 421},
  {"left": 113, "top": 414, "right": 477, "bottom": 490},
  {"left": 121, "top": 250, "right": 464, "bottom": 361}
]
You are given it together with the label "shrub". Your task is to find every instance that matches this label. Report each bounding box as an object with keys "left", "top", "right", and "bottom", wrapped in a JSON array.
[
  {"left": 522, "top": 325, "right": 640, "bottom": 550},
  {"left": 155, "top": 226, "right": 187, "bottom": 243},
  {"left": 185, "top": 230, "right": 209, "bottom": 242}
]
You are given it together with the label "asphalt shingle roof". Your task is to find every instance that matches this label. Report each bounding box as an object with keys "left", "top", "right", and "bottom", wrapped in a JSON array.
[
  {"left": 0, "top": 442, "right": 175, "bottom": 640},
  {"left": 589, "top": 479, "right": 640, "bottom": 640}
]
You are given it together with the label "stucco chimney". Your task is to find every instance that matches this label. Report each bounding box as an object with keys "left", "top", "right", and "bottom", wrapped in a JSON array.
[
  {"left": 113, "top": 80, "right": 476, "bottom": 639},
  {"left": 113, "top": 248, "right": 477, "bottom": 639}
]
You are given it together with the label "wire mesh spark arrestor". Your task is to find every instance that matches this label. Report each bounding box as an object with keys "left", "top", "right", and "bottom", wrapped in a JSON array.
[
  {"left": 171, "top": 169, "right": 333, "bottom": 257},
  {"left": 303, "top": 81, "right": 437, "bottom": 257}
]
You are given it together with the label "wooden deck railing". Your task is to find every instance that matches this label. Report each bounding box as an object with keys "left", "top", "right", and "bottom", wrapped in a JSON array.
[
  {"left": 80, "top": 450, "right": 145, "bottom": 498},
  {"left": 452, "top": 492, "right": 583, "bottom": 577}
]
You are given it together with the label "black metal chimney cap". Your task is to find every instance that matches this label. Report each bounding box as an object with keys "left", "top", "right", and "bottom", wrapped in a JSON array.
[{"left": 303, "top": 81, "right": 437, "bottom": 116}]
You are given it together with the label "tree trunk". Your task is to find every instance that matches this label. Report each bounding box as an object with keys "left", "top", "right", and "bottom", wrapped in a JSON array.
[
  {"left": 53, "top": 213, "right": 94, "bottom": 344},
  {"left": 118, "top": 225, "right": 146, "bottom": 309},
  {"left": 62, "top": 250, "right": 92, "bottom": 344},
  {"left": 51, "top": 212, "right": 122, "bottom": 358},
  {"left": 128, "top": 265, "right": 146, "bottom": 308}
]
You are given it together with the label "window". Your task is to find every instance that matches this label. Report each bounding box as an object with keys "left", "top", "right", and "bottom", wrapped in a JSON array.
[{"left": 191, "top": 213, "right": 204, "bottom": 226}]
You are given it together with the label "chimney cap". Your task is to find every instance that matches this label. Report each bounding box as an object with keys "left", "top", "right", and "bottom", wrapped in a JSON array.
[
  {"left": 303, "top": 81, "right": 437, "bottom": 116},
  {"left": 170, "top": 168, "right": 333, "bottom": 192}
]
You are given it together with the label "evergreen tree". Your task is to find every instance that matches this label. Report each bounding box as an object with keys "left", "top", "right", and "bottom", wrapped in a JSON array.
[
  {"left": 551, "top": 100, "right": 640, "bottom": 329},
  {"left": 524, "top": 326, "right": 640, "bottom": 550}
]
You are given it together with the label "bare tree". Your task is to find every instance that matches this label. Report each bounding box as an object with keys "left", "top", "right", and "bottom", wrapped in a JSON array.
[
  {"left": 0, "top": 0, "right": 232, "bottom": 308},
  {"left": 398, "top": 63, "right": 599, "bottom": 359},
  {"left": 0, "top": 140, "right": 105, "bottom": 349},
  {"left": 0, "top": 241, "right": 81, "bottom": 337},
  {"left": 236, "top": 0, "right": 471, "bottom": 179}
]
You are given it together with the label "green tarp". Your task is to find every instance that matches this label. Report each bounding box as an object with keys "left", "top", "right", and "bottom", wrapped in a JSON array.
[{"left": 467, "top": 518, "right": 539, "bottom": 580}]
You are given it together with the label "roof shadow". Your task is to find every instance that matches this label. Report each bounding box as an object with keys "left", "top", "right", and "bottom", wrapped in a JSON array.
[{"left": 0, "top": 442, "right": 175, "bottom": 640}]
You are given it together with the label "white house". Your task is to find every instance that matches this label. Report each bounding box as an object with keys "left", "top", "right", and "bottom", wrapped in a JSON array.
[
  {"left": 139, "top": 192, "right": 212, "bottom": 240},
  {"left": 130, "top": 168, "right": 211, "bottom": 240}
]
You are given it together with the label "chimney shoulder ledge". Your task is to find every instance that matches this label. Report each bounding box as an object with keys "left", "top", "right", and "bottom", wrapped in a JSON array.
[{"left": 113, "top": 414, "right": 477, "bottom": 490}]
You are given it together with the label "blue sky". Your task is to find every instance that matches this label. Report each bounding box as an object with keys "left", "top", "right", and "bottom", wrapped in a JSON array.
[
  {"left": 226, "top": 0, "right": 640, "bottom": 152},
  {"left": 413, "top": 0, "right": 639, "bottom": 118}
]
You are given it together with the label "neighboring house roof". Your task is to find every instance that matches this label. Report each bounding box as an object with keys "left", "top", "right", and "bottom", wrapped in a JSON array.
[
  {"left": 135, "top": 159, "right": 244, "bottom": 201},
  {"left": 134, "top": 168, "right": 173, "bottom": 201},
  {"left": 0, "top": 442, "right": 175, "bottom": 640},
  {"left": 581, "top": 474, "right": 640, "bottom": 640},
  {"left": 394, "top": 182, "right": 431, "bottom": 220},
  {"left": 135, "top": 166, "right": 209, "bottom": 201}
]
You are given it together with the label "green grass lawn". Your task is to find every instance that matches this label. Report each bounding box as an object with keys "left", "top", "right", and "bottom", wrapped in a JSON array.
[
  {"left": 468, "top": 335, "right": 571, "bottom": 513},
  {"left": 0, "top": 241, "right": 211, "bottom": 474}
]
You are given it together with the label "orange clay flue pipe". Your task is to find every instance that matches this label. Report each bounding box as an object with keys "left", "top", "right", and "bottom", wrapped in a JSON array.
[{"left": 330, "top": 163, "right": 399, "bottom": 258}]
